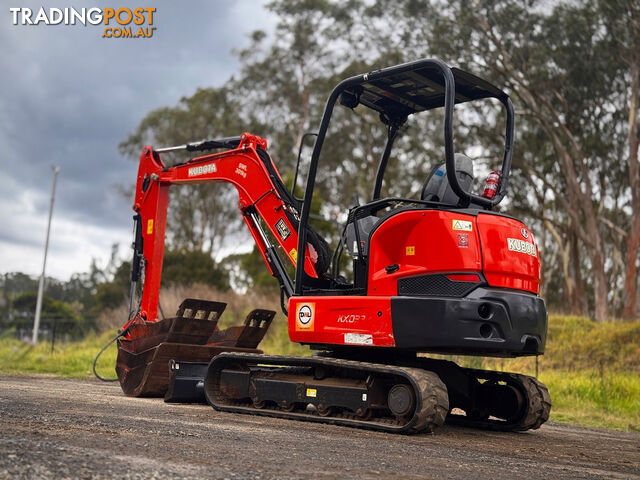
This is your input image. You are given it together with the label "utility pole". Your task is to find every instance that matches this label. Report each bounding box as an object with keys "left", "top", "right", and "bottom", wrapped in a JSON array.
[{"left": 32, "top": 166, "right": 60, "bottom": 345}]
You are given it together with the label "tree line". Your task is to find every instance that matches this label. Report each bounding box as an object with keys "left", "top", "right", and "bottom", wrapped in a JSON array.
[
  {"left": 0, "top": 248, "right": 246, "bottom": 337},
  {"left": 119, "top": 0, "right": 639, "bottom": 321}
]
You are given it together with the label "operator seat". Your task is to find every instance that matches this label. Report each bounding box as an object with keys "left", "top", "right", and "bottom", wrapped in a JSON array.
[
  {"left": 421, "top": 153, "right": 474, "bottom": 205},
  {"left": 344, "top": 153, "right": 476, "bottom": 258}
]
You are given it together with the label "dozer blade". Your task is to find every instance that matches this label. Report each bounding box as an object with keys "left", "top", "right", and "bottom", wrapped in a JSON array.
[
  {"left": 116, "top": 299, "right": 275, "bottom": 398},
  {"left": 116, "top": 343, "right": 248, "bottom": 397},
  {"left": 164, "top": 360, "right": 208, "bottom": 403}
]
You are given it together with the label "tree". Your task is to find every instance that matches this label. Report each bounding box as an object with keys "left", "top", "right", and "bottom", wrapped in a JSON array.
[
  {"left": 92, "top": 261, "right": 131, "bottom": 312},
  {"left": 161, "top": 249, "right": 230, "bottom": 291},
  {"left": 360, "top": 0, "right": 635, "bottom": 320},
  {"left": 11, "top": 292, "right": 84, "bottom": 336},
  {"left": 119, "top": 0, "right": 638, "bottom": 320},
  {"left": 223, "top": 246, "right": 280, "bottom": 292},
  {"left": 119, "top": 87, "right": 260, "bottom": 257},
  {"left": 600, "top": 0, "right": 640, "bottom": 318}
]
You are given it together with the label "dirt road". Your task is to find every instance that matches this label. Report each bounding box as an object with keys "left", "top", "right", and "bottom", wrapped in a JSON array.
[{"left": 0, "top": 375, "right": 638, "bottom": 479}]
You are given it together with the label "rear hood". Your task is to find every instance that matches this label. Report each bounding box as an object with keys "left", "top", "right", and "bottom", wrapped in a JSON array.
[{"left": 477, "top": 213, "right": 540, "bottom": 294}]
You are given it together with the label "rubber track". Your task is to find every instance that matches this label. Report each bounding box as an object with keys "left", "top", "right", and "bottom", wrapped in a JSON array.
[
  {"left": 206, "top": 353, "right": 449, "bottom": 434},
  {"left": 518, "top": 375, "right": 552, "bottom": 430},
  {"left": 446, "top": 368, "right": 552, "bottom": 431},
  {"left": 404, "top": 369, "right": 449, "bottom": 433}
]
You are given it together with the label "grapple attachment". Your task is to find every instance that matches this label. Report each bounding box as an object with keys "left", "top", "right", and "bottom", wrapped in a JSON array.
[{"left": 116, "top": 298, "right": 274, "bottom": 397}]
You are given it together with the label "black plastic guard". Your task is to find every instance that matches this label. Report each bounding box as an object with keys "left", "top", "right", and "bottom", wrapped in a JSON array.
[{"left": 391, "top": 287, "right": 547, "bottom": 356}]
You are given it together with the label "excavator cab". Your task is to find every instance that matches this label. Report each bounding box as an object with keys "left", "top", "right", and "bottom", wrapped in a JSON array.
[
  {"left": 288, "top": 60, "right": 544, "bottom": 360},
  {"left": 289, "top": 60, "right": 512, "bottom": 289}
]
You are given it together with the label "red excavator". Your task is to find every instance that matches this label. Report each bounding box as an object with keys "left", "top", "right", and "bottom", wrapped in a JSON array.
[{"left": 114, "top": 58, "right": 551, "bottom": 433}]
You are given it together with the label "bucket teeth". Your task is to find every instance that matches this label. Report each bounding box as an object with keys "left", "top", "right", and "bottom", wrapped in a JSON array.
[{"left": 115, "top": 298, "right": 274, "bottom": 398}]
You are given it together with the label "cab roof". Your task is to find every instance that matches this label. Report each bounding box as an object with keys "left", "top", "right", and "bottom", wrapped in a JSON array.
[{"left": 343, "top": 65, "right": 507, "bottom": 121}]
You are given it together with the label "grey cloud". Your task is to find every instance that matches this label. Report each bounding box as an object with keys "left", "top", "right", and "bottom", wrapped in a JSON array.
[{"left": 0, "top": 0, "right": 275, "bottom": 278}]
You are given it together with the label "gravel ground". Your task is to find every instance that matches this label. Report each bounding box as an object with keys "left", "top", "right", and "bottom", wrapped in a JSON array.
[{"left": 0, "top": 375, "right": 638, "bottom": 479}]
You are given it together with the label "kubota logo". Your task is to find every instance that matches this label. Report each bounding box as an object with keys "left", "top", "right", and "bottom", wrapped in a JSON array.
[
  {"left": 507, "top": 238, "right": 537, "bottom": 257},
  {"left": 295, "top": 303, "right": 315, "bottom": 331},
  {"left": 8, "top": 7, "right": 157, "bottom": 38},
  {"left": 188, "top": 163, "right": 217, "bottom": 177}
]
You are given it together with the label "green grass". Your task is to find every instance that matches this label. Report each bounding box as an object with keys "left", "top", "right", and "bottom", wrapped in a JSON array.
[
  {"left": 258, "top": 318, "right": 311, "bottom": 357},
  {"left": 0, "top": 318, "right": 309, "bottom": 379},
  {"left": 541, "top": 370, "right": 640, "bottom": 431},
  {"left": 0, "top": 329, "right": 119, "bottom": 379},
  {"left": 1, "top": 314, "right": 639, "bottom": 431}
]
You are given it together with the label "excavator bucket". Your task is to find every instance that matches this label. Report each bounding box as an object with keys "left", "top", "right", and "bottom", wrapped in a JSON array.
[
  {"left": 163, "top": 309, "right": 275, "bottom": 403},
  {"left": 207, "top": 308, "right": 274, "bottom": 348},
  {"left": 116, "top": 298, "right": 274, "bottom": 398}
]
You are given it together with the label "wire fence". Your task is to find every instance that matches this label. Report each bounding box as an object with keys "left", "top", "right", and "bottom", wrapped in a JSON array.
[{"left": 1, "top": 317, "right": 87, "bottom": 352}]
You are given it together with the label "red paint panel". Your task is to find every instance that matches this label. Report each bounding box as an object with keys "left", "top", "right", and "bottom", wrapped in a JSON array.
[
  {"left": 477, "top": 213, "right": 540, "bottom": 293},
  {"left": 288, "top": 296, "right": 395, "bottom": 347},
  {"left": 367, "top": 210, "right": 482, "bottom": 295}
]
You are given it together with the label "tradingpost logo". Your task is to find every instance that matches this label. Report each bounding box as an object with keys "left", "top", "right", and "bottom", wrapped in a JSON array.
[{"left": 8, "top": 7, "right": 157, "bottom": 38}]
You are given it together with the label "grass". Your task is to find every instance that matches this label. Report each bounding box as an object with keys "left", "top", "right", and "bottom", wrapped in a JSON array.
[
  {"left": 540, "top": 370, "right": 640, "bottom": 431},
  {"left": 0, "top": 329, "right": 119, "bottom": 379},
  {"left": 0, "top": 318, "right": 308, "bottom": 380},
  {"left": 1, "top": 308, "right": 639, "bottom": 431}
]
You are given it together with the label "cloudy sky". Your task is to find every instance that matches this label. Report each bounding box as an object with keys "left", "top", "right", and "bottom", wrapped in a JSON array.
[{"left": 0, "top": 1, "right": 275, "bottom": 281}]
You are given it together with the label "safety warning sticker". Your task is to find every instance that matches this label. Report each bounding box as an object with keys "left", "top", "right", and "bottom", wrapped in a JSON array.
[
  {"left": 452, "top": 219, "right": 473, "bottom": 231},
  {"left": 457, "top": 233, "right": 469, "bottom": 248},
  {"left": 275, "top": 218, "right": 291, "bottom": 241}
]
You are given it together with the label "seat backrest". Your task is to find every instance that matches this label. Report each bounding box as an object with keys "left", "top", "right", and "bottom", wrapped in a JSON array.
[
  {"left": 345, "top": 215, "right": 378, "bottom": 257},
  {"left": 421, "top": 153, "right": 474, "bottom": 205}
]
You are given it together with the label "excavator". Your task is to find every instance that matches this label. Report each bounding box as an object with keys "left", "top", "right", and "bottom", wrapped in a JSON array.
[{"left": 114, "top": 58, "right": 551, "bottom": 434}]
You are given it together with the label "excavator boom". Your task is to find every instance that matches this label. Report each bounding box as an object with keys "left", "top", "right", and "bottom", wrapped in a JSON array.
[
  {"left": 130, "top": 133, "right": 318, "bottom": 326},
  {"left": 117, "top": 133, "right": 322, "bottom": 397}
]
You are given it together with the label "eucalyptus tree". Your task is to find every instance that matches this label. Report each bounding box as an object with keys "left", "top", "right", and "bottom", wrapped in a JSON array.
[{"left": 120, "top": 0, "right": 639, "bottom": 319}]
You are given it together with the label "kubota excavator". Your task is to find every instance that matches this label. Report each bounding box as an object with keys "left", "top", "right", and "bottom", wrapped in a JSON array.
[{"left": 114, "top": 58, "right": 551, "bottom": 433}]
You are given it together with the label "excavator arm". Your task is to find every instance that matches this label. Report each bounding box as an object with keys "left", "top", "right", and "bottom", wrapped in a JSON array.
[
  {"left": 127, "top": 132, "right": 320, "bottom": 328},
  {"left": 114, "top": 132, "right": 326, "bottom": 397}
]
